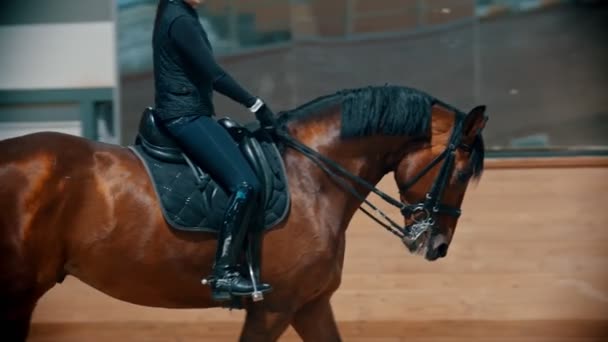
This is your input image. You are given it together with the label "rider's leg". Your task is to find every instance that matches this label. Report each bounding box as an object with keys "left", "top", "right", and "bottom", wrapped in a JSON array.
[{"left": 162, "top": 115, "right": 271, "bottom": 299}]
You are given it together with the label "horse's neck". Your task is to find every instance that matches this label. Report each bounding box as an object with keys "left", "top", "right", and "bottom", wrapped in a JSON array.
[{"left": 282, "top": 113, "right": 404, "bottom": 233}]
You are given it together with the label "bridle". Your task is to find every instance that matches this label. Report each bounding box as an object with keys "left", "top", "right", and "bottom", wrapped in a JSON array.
[
  {"left": 276, "top": 115, "right": 469, "bottom": 247},
  {"left": 397, "top": 117, "right": 467, "bottom": 244}
]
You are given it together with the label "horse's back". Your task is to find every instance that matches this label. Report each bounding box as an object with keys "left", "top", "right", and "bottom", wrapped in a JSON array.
[
  {"left": 0, "top": 131, "right": 112, "bottom": 162},
  {"left": 0, "top": 131, "right": 141, "bottom": 187}
]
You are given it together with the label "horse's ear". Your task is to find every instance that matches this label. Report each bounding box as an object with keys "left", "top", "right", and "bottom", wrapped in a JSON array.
[{"left": 463, "top": 105, "right": 488, "bottom": 140}]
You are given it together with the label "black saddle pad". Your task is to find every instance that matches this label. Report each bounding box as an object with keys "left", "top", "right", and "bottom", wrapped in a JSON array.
[{"left": 129, "top": 140, "right": 290, "bottom": 233}]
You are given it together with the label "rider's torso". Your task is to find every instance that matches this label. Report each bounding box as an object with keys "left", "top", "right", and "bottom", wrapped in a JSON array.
[{"left": 153, "top": 0, "right": 214, "bottom": 120}]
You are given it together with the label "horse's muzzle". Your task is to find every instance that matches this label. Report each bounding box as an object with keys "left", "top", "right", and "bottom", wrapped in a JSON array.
[{"left": 424, "top": 234, "right": 450, "bottom": 261}]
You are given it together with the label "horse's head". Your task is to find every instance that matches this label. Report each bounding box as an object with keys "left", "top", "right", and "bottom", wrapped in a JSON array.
[
  {"left": 393, "top": 104, "right": 487, "bottom": 261},
  {"left": 278, "top": 85, "right": 487, "bottom": 262}
]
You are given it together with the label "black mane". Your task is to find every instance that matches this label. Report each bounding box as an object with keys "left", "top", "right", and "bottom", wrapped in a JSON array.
[{"left": 278, "top": 85, "right": 484, "bottom": 178}]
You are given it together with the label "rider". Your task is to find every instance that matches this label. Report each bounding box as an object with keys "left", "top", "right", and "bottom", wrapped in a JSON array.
[{"left": 152, "top": 0, "right": 276, "bottom": 300}]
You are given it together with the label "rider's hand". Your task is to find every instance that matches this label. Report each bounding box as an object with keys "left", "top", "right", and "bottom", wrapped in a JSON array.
[{"left": 249, "top": 98, "right": 278, "bottom": 133}]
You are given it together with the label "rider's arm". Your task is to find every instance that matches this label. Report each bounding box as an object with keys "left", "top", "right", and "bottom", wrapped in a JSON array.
[{"left": 169, "top": 15, "right": 257, "bottom": 109}]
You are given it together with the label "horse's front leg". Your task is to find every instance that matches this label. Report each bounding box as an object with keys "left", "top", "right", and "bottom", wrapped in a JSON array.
[
  {"left": 240, "top": 305, "right": 293, "bottom": 342},
  {"left": 291, "top": 295, "right": 341, "bottom": 342}
]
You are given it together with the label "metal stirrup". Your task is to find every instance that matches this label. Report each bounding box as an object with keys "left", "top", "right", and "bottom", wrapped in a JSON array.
[{"left": 246, "top": 242, "right": 264, "bottom": 301}]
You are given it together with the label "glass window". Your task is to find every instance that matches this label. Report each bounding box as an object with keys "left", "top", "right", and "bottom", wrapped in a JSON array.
[{"left": 117, "top": 0, "right": 608, "bottom": 155}]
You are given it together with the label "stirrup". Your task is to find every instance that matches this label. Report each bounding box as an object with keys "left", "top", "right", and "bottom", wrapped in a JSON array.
[
  {"left": 246, "top": 259, "right": 264, "bottom": 302},
  {"left": 201, "top": 267, "right": 268, "bottom": 302}
]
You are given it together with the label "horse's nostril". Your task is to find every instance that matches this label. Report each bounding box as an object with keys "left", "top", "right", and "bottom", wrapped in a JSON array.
[{"left": 437, "top": 243, "right": 449, "bottom": 258}]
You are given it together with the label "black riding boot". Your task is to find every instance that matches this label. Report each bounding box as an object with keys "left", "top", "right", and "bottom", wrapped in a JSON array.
[{"left": 210, "top": 182, "right": 271, "bottom": 301}]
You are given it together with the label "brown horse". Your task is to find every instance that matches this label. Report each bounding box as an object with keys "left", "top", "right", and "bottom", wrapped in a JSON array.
[{"left": 0, "top": 86, "right": 486, "bottom": 341}]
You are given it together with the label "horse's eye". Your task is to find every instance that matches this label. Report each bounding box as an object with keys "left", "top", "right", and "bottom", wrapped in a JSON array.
[{"left": 457, "top": 171, "right": 471, "bottom": 183}]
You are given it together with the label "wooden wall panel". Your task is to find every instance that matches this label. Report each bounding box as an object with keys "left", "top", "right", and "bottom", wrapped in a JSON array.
[{"left": 29, "top": 165, "right": 608, "bottom": 340}]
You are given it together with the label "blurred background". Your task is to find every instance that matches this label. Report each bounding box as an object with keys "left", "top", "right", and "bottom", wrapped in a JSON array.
[
  {"left": 117, "top": 0, "right": 608, "bottom": 155},
  {"left": 0, "top": 0, "right": 116, "bottom": 143},
  {"left": 118, "top": 0, "right": 608, "bottom": 157}
]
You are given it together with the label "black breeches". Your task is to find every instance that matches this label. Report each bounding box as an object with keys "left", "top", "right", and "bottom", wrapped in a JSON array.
[{"left": 163, "top": 115, "right": 261, "bottom": 196}]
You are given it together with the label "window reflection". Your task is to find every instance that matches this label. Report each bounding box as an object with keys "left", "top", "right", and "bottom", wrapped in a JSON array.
[{"left": 117, "top": 0, "right": 608, "bottom": 153}]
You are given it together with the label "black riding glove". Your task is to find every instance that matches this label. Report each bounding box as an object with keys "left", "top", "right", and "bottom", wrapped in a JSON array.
[{"left": 249, "top": 99, "right": 278, "bottom": 131}]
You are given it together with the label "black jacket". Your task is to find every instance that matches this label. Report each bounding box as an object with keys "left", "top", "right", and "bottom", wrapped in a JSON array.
[{"left": 152, "top": 0, "right": 257, "bottom": 120}]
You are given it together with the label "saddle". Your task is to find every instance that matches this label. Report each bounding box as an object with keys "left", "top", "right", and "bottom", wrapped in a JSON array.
[{"left": 129, "top": 108, "right": 290, "bottom": 306}]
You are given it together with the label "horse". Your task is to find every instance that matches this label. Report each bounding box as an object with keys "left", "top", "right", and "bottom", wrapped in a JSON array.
[{"left": 0, "top": 85, "right": 487, "bottom": 341}]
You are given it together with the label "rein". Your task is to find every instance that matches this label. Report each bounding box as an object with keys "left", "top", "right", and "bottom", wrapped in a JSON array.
[
  {"left": 274, "top": 117, "right": 465, "bottom": 244},
  {"left": 278, "top": 132, "right": 407, "bottom": 239}
]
